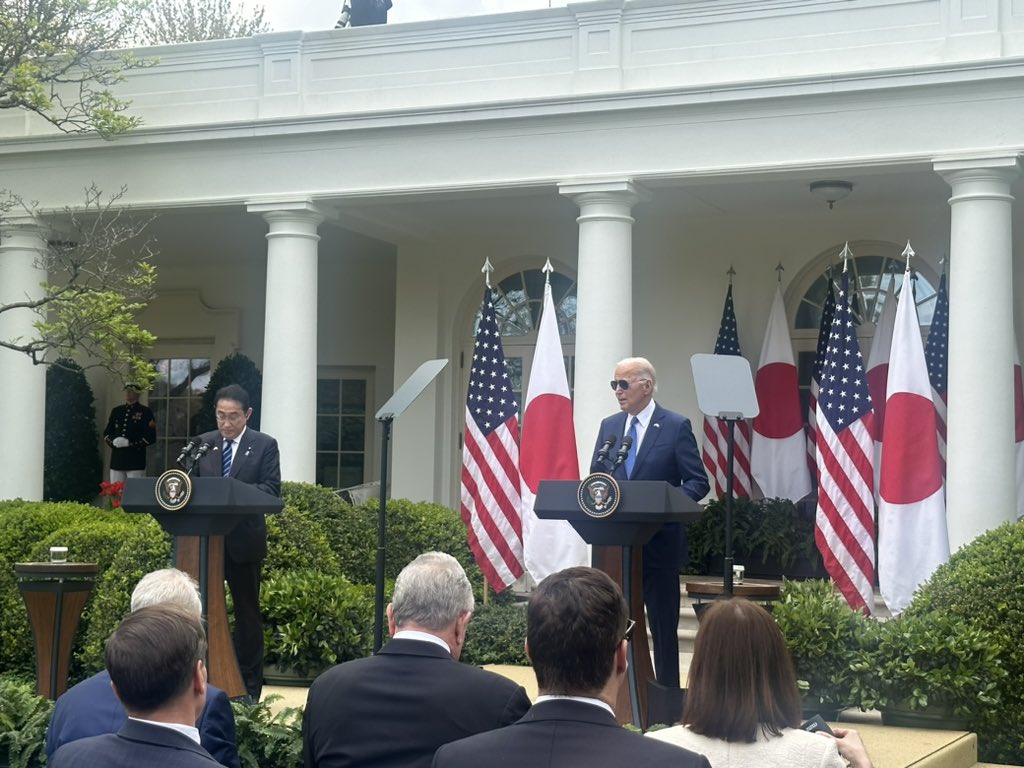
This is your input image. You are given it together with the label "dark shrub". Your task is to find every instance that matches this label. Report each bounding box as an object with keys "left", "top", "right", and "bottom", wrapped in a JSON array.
[
  {"left": 461, "top": 602, "right": 529, "bottom": 667},
  {"left": 193, "top": 353, "right": 263, "bottom": 434},
  {"left": 44, "top": 358, "right": 103, "bottom": 503}
]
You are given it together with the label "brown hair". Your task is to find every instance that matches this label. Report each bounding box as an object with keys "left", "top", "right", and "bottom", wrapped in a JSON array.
[
  {"left": 682, "top": 598, "right": 801, "bottom": 741},
  {"left": 527, "top": 567, "right": 627, "bottom": 695},
  {"left": 105, "top": 604, "right": 207, "bottom": 715}
]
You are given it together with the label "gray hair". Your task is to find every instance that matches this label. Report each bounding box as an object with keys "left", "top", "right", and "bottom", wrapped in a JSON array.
[
  {"left": 391, "top": 552, "right": 474, "bottom": 631},
  {"left": 130, "top": 568, "right": 202, "bottom": 616},
  {"left": 616, "top": 356, "right": 658, "bottom": 391}
]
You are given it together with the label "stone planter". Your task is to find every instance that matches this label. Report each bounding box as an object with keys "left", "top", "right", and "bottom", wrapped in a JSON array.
[{"left": 262, "top": 663, "right": 322, "bottom": 688}]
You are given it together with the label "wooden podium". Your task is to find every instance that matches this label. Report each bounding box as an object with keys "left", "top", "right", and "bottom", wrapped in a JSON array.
[
  {"left": 534, "top": 479, "right": 702, "bottom": 728},
  {"left": 122, "top": 476, "right": 283, "bottom": 698}
]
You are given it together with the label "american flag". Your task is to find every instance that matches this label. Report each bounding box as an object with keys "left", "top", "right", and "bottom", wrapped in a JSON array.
[
  {"left": 460, "top": 287, "right": 525, "bottom": 592},
  {"left": 807, "top": 279, "right": 837, "bottom": 473},
  {"left": 701, "top": 284, "right": 753, "bottom": 498},
  {"left": 925, "top": 273, "right": 948, "bottom": 474},
  {"left": 814, "top": 272, "right": 876, "bottom": 614}
]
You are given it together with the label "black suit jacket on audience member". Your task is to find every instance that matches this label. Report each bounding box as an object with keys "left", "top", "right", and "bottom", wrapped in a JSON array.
[
  {"left": 49, "top": 718, "right": 221, "bottom": 768},
  {"left": 302, "top": 638, "right": 531, "bottom": 768},
  {"left": 194, "top": 427, "right": 281, "bottom": 560},
  {"left": 432, "top": 699, "right": 712, "bottom": 768},
  {"left": 45, "top": 669, "right": 239, "bottom": 768}
]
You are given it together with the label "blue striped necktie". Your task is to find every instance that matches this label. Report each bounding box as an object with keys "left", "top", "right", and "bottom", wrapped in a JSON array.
[
  {"left": 222, "top": 439, "right": 233, "bottom": 477},
  {"left": 625, "top": 416, "right": 639, "bottom": 477}
]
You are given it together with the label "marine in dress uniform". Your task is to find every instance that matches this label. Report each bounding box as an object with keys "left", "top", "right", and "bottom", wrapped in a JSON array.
[{"left": 103, "top": 385, "right": 157, "bottom": 482}]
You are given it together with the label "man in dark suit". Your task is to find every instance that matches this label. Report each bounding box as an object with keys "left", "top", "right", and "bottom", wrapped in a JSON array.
[
  {"left": 432, "top": 567, "right": 711, "bottom": 768},
  {"left": 194, "top": 383, "right": 281, "bottom": 702},
  {"left": 590, "top": 357, "right": 709, "bottom": 688},
  {"left": 302, "top": 552, "right": 531, "bottom": 768},
  {"left": 50, "top": 604, "right": 220, "bottom": 768},
  {"left": 46, "top": 568, "right": 239, "bottom": 767}
]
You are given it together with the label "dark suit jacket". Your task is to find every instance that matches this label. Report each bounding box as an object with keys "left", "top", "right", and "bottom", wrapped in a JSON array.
[
  {"left": 302, "top": 638, "right": 532, "bottom": 768},
  {"left": 195, "top": 427, "right": 281, "bottom": 562},
  {"left": 46, "top": 669, "right": 239, "bottom": 768},
  {"left": 590, "top": 403, "right": 710, "bottom": 568},
  {"left": 49, "top": 718, "right": 221, "bottom": 768},
  {"left": 432, "top": 699, "right": 712, "bottom": 768}
]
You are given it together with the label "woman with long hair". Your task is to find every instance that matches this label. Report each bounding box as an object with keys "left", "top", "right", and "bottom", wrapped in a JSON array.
[{"left": 647, "top": 598, "right": 872, "bottom": 768}]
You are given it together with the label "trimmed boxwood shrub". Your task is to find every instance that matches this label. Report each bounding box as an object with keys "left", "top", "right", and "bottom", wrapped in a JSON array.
[
  {"left": 907, "top": 521, "right": 1024, "bottom": 764},
  {"left": 261, "top": 569, "right": 374, "bottom": 675},
  {"left": 264, "top": 501, "right": 343, "bottom": 581},
  {"left": 461, "top": 602, "right": 529, "bottom": 667},
  {"left": 774, "top": 578, "right": 874, "bottom": 714}
]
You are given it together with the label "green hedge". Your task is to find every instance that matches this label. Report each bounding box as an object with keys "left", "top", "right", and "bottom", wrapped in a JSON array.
[
  {"left": 907, "top": 521, "right": 1024, "bottom": 764},
  {"left": 461, "top": 602, "right": 529, "bottom": 667}
]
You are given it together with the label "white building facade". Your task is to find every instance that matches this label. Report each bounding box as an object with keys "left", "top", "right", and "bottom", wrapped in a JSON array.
[{"left": 1, "top": 0, "right": 1021, "bottom": 551}]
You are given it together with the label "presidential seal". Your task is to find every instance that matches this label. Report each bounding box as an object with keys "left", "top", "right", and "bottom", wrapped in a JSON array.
[
  {"left": 578, "top": 472, "right": 621, "bottom": 519},
  {"left": 156, "top": 469, "right": 192, "bottom": 510}
]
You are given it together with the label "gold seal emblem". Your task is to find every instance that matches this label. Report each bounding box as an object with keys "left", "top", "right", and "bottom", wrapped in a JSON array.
[
  {"left": 578, "top": 472, "right": 621, "bottom": 519},
  {"left": 156, "top": 469, "right": 192, "bottom": 511}
]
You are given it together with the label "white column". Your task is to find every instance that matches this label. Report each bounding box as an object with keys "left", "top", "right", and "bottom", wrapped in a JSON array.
[
  {"left": 0, "top": 219, "right": 48, "bottom": 500},
  {"left": 559, "top": 179, "right": 647, "bottom": 474},
  {"left": 247, "top": 201, "right": 324, "bottom": 483},
  {"left": 935, "top": 156, "right": 1020, "bottom": 551}
]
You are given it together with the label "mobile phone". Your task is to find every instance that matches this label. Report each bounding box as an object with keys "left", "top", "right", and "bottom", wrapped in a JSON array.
[{"left": 799, "top": 714, "right": 834, "bottom": 735}]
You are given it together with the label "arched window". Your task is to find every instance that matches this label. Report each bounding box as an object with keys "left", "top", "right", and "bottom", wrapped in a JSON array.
[
  {"left": 793, "top": 250, "right": 941, "bottom": 424},
  {"left": 468, "top": 267, "right": 577, "bottom": 410},
  {"left": 795, "top": 254, "right": 939, "bottom": 332}
]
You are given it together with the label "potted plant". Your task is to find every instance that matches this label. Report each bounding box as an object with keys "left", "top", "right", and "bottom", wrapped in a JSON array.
[
  {"left": 261, "top": 569, "right": 374, "bottom": 684},
  {"left": 773, "top": 578, "right": 872, "bottom": 718},
  {"left": 688, "top": 497, "right": 824, "bottom": 579},
  {"left": 854, "top": 610, "right": 1005, "bottom": 730}
]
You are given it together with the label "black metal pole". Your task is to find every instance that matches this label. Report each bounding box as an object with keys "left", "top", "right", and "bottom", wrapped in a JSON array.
[
  {"left": 724, "top": 418, "right": 735, "bottom": 596},
  {"left": 373, "top": 417, "right": 393, "bottom": 653}
]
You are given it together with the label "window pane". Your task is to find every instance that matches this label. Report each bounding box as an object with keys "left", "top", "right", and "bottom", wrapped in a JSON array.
[
  {"left": 341, "top": 380, "right": 366, "bottom": 414},
  {"left": 318, "top": 379, "right": 340, "bottom": 415},
  {"left": 316, "top": 453, "right": 339, "bottom": 488},
  {"left": 340, "top": 416, "right": 365, "bottom": 451},
  {"left": 168, "top": 400, "right": 188, "bottom": 439},
  {"left": 339, "top": 453, "right": 365, "bottom": 489},
  {"left": 169, "top": 359, "right": 190, "bottom": 394},
  {"left": 317, "top": 416, "right": 339, "bottom": 451}
]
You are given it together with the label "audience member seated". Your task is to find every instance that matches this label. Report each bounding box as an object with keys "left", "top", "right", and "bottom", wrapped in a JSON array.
[
  {"left": 432, "top": 566, "right": 711, "bottom": 768},
  {"left": 46, "top": 569, "right": 239, "bottom": 767},
  {"left": 647, "top": 598, "right": 873, "bottom": 768},
  {"left": 302, "top": 551, "right": 531, "bottom": 768},
  {"left": 50, "top": 604, "right": 220, "bottom": 767}
]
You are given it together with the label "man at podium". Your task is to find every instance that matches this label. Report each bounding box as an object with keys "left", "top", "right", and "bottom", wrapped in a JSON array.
[
  {"left": 193, "top": 384, "right": 281, "bottom": 702},
  {"left": 590, "top": 357, "right": 708, "bottom": 689}
]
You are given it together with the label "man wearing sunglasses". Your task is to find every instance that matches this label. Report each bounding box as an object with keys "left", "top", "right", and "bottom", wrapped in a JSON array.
[
  {"left": 590, "top": 357, "right": 709, "bottom": 690},
  {"left": 194, "top": 383, "right": 281, "bottom": 703}
]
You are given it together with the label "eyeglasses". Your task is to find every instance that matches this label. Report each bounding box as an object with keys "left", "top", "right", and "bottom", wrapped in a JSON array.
[
  {"left": 624, "top": 619, "right": 636, "bottom": 642},
  {"left": 610, "top": 378, "right": 649, "bottom": 391},
  {"left": 215, "top": 411, "right": 246, "bottom": 424}
]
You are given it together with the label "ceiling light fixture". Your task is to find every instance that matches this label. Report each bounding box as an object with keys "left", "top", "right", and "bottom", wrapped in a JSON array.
[{"left": 810, "top": 180, "right": 854, "bottom": 210}]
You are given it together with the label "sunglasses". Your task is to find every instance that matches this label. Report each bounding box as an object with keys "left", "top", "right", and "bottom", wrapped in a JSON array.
[
  {"left": 610, "top": 379, "right": 649, "bottom": 391},
  {"left": 624, "top": 619, "right": 636, "bottom": 642}
]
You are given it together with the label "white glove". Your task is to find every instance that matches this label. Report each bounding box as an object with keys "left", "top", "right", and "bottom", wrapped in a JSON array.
[{"left": 112, "top": 437, "right": 130, "bottom": 448}]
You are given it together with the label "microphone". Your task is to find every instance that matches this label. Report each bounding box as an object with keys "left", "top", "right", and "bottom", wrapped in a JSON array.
[
  {"left": 612, "top": 435, "right": 633, "bottom": 470},
  {"left": 596, "top": 435, "right": 617, "bottom": 464},
  {"left": 193, "top": 442, "right": 212, "bottom": 460},
  {"left": 175, "top": 439, "right": 198, "bottom": 467}
]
